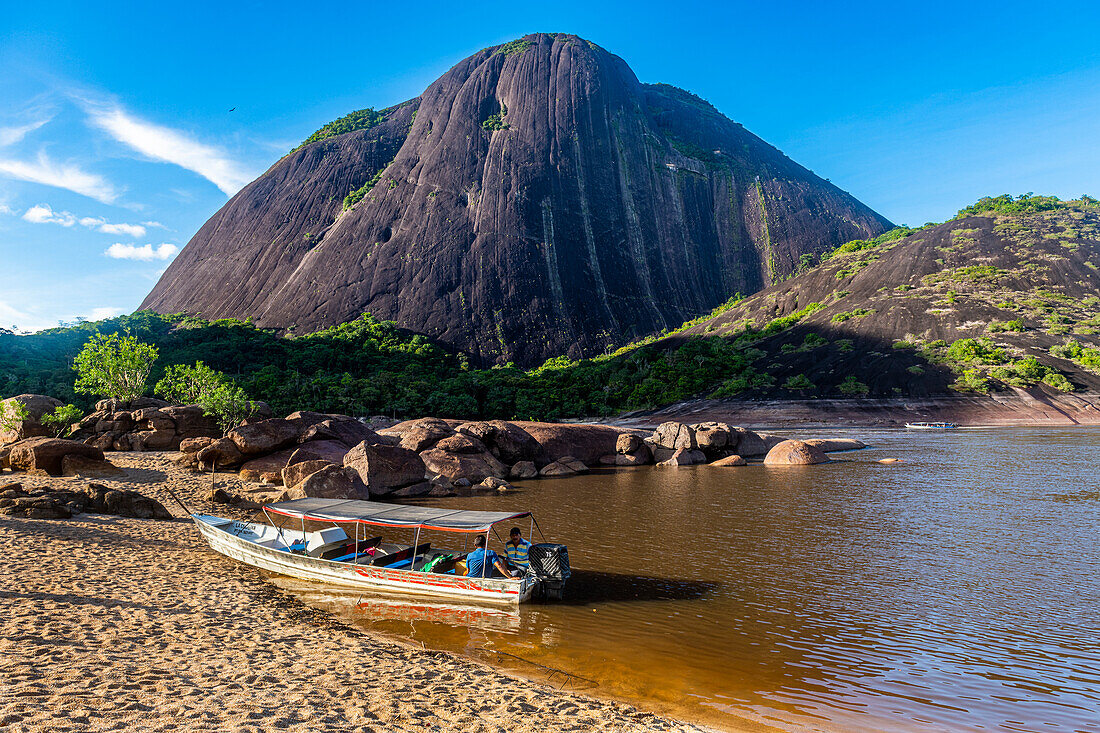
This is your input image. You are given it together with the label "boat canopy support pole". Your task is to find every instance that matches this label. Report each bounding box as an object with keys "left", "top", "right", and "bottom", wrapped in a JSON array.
[
  {"left": 531, "top": 515, "right": 547, "bottom": 542},
  {"left": 482, "top": 530, "right": 489, "bottom": 578},
  {"left": 412, "top": 527, "right": 421, "bottom": 571}
]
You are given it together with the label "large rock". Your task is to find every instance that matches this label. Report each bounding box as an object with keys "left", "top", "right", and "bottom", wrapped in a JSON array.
[
  {"left": 0, "top": 394, "right": 63, "bottom": 444},
  {"left": 434, "top": 434, "right": 487, "bottom": 454},
  {"left": 228, "top": 418, "right": 301, "bottom": 455},
  {"left": 616, "top": 433, "right": 643, "bottom": 455},
  {"left": 285, "top": 440, "right": 350, "bottom": 465},
  {"left": 162, "top": 405, "right": 221, "bottom": 439},
  {"left": 804, "top": 438, "right": 866, "bottom": 453},
  {"left": 763, "top": 440, "right": 829, "bottom": 466},
  {"left": 477, "top": 421, "right": 543, "bottom": 464},
  {"left": 132, "top": 429, "right": 179, "bottom": 451},
  {"left": 197, "top": 438, "right": 244, "bottom": 468},
  {"left": 61, "top": 455, "right": 127, "bottom": 478},
  {"left": 511, "top": 422, "right": 624, "bottom": 466},
  {"left": 282, "top": 459, "right": 336, "bottom": 490},
  {"left": 730, "top": 428, "right": 769, "bottom": 457},
  {"left": 599, "top": 447, "right": 652, "bottom": 466},
  {"left": 79, "top": 483, "right": 173, "bottom": 519},
  {"left": 95, "top": 397, "right": 169, "bottom": 412},
  {"left": 539, "top": 456, "right": 588, "bottom": 476},
  {"left": 294, "top": 465, "right": 366, "bottom": 499},
  {"left": 397, "top": 418, "right": 455, "bottom": 452},
  {"left": 419, "top": 448, "right": 506, "bottom": 483},
  {"left": 652, "top": 422, "right": 697, "bottom": 451},
  {"left": 180, "top": 437, "right": 216, "bottom": 454},
  {"left": 7, "top": 438, "right": 104, "bottom": 476},
  {"left": 237, "top": 447, "right": 300, "bottom": 483},
  {"left": 299, "top": 417, "right": 381, "bottom": 448},
  {"left": 691, "top": 422, "right": 730, "bottom": 452},
  {"left": 344, "top": 441, "right": 426, "bottom": 495},
  {"left": 509, "top": 461, "right": 538, "bottom": 479}
]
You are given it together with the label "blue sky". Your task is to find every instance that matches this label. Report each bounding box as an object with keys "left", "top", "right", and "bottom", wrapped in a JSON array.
[{"left": 2, "top": 0, "right": 1099, "bottom": 331}]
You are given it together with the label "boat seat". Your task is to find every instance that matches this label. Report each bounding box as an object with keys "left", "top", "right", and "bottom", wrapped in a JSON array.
[
  {"left": 372, "top": 542, "right": 431, "bottom": 567},
  {"left": 321, "top": 536, "right": 382, "bottom": 561},
  {"left": 305, "top": 527, "right": 349, "bottom": 557}
]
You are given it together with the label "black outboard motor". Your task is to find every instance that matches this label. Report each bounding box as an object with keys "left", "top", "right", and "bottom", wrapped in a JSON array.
[{"left": 528, "top": 543, "right": 571, "bottom": 601}]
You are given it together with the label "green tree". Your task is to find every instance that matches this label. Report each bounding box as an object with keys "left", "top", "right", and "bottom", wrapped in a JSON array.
[
  {"left": 72, "top": 332, "right": 159, "bottom": 403},
  {"left": 203, "top": 381, "right": 256, "bottom": 436},
  {"left": 40, "top": 404, "right": 84, "bottom": 438},
  {"left": 0, "top": 400, "right": 30, "bottom": 436},
  {"left": 155, "top": 361, "right": 226, "bottom": 405}
]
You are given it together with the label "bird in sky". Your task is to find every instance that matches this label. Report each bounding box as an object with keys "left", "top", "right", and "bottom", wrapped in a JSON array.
[{"left": 229, "top": 107, "right": 237, "bottom": 112}]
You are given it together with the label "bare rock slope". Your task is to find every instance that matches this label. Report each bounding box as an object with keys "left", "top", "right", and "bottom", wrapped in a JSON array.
[{"left": 142, "top": 33, "right": 889, "bottom": 366}]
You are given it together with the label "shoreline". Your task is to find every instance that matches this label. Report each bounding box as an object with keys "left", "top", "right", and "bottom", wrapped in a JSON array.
[
  {"left": 0, "top": 452, "right": 715, "bottom": 733},
  {"left": 610, "top": 389, "right": 1100, "bottom": 429}
]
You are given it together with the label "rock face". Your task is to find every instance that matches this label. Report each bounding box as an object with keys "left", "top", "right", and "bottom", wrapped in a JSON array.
[
  {"left": 763, "top": 439, "right": 829, "bottom": 466},
  {"left": 343, "top": 441, "right": 426, "bottom": 496},
  {"left": 140, "top": 33, "right": 890, "bottom": 366}
]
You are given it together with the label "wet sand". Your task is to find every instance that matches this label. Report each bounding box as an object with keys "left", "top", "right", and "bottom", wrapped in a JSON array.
[{"left": 0, "top": 452, "right": 704, "bottom": 732}]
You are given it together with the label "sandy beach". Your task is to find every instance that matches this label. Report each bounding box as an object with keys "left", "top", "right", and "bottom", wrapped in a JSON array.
[{"left": 0, "top": 452, "right": 704, "bottom": 732}]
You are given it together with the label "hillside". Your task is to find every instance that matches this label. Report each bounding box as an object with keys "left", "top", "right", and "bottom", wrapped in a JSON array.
[
  {"left": 668, "top": 195, "right": 1100, "bottom": 400},
  {"left": 140, "top": 32, "right": 890, "bottom": 367}
]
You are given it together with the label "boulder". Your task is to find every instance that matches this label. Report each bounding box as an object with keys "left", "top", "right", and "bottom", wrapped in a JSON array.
[
  {"left": 237, "top": 447, "right": 300, "bottom": 483},
  {"left": 512, "top": 421, "right": 625, "bottom": 466},
  {"left": 95, "top": 397, "right": 168, "bottom": 413},
  {"left": 197, "top": 438, "right": 244, "bottom": 468},
  {"left": 180, "top": 437, "right": 216, "bottom": 454},
  {"left": 651, "top": 422, "right": 696, "bottom": 451},
  {"left": 162, "top": 405, "right": 221, "bottom": 439},
  {"left": 656, "top": 448, "right": 705, "bottom": 467},
  {"left": 88, "top": 432, "right": 120, "bottom": 452},
  {"left": 61, "top": 455, "right": 127, "bottom": 478},
  {"left": 763, "top": 440, "right": 829, "bottom": 466},
  {"left": 730, "top": 428, "right": 769, "bottom": 457},
  {"left": 283, "top": 459, "right": 336, "bottom": 490},
  {"left": 78, "top": 483, "right": 172, "bottom": 519},
  {"left": 509, "top": 460, "right": 538, "bottom": 479},
  {"left": 398, "top": 418, "right": 455, "bottom": 452},
  {"left": 616, "top": 433, "right": 643, "bottom": 455},
  {"left": 691, "top": 422, "right": 730, "bottom": 452},
  {"left": 804, "top": 438, "right": 866, "bottom": 453},
  {"left": 285, "top": 440, "right": 349, "bottom": 465},
  {"left": 299, "top": 417, "right": 381, "bottom": 448},
  {"left": 539, "top": 459, "right": 581, "bottom": 477},
  {"left": 7, "top": 438, "right": 105, "bottom": 476},
  {"left": 434, "top": 434, "right": 487, "bottom": 454},
  {"left": 229, "top": 418, "right": 302, "bottom": 455},
  {"left": 483, "top": 421, "right": 543, "bottom": 464},
  {"left": 293, "top": 465, "right": 367, "bottom": 499},
  {"left": 0, "top": 495, "right": 72, "bottom": 519},
  {"left": 1, "top": 394, "right": 63, "bottom": 444},
  {"left": 878, "top": 458, "right": 903, "bottom": 464},
  {"left": 455, "top": 421, "right": 495, "bottom": 443},
  {"left": 709, "top": 454, "right": 747, "bottom": 467},
  {"left": 599, "top": 449, "right": 650, "bottom": 466},
  {"left": 343, "top": 441, "right": 427, "bottom": 495},
  {"left": 133, "top": 429, "right": 179, "bottom": 451},
  {"left": 419, "top": 448, "right": 506, "bottom": 483},
  {"left": 648, "top": 445, "right": 676, "bottom": 463},
  {"left": 478, "top": 476, "right": 512, "bottom": 491},
  {"left": 0, "top": 444, "right": 10, "bottom": 470}
]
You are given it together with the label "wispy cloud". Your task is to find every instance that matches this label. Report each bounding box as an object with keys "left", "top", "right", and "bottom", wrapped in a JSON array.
[
  {"left": 23, "top": 203, "right": 146, "bottom": 237},
  {"left": 105, "top": 242, "right": 178, "bottom": 261},
  {"left": 85, "top": 103, "right": 253, "bottom": 195},
  {"left": 0, "top": 151, "right": 117, "bottom": 203},
  {"left": 0, "top": 118, "right": 49, "bottom": 147}
]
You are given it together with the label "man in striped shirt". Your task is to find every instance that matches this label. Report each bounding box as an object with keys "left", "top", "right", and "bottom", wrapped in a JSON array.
[{"left": 505, "top": 527, "right": 531, "bottom": 573}]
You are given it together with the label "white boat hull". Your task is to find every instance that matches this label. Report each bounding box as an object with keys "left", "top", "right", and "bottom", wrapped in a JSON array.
[{"left": 193, "top": 515, "right": 537, "bottom": 605}]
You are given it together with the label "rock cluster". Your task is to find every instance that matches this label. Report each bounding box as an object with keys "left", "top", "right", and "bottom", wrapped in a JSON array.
[
  {"left": 0, "top": 394, "right": 63, "bottom": 443},
  {"left": 0, "top": 481, "right": 172, "bottom": 520},
  {"left": 1, "top": 437, "right": 125, "bottom": 477},
  {"left": 68, "top": 398, "right": 232, "bottom": 452}
]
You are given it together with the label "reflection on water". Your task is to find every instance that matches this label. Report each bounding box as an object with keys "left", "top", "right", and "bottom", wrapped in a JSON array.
[{"left": 279, "top": 427, "right": 1100, "bottom": 732}]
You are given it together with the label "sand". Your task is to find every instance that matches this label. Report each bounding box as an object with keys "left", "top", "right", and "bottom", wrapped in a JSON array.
[{"left": 0, "top": 452, "right": 703, "bottom": 732}]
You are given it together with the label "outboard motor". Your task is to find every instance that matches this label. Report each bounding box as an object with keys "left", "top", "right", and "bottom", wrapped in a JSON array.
[{"left": 528, "top": 543, "right": 571, "bottom": 601}]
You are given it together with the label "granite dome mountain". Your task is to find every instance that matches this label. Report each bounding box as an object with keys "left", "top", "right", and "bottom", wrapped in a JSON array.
[{"left": 141, "top": 32, "right": 890, "bottom": 366}]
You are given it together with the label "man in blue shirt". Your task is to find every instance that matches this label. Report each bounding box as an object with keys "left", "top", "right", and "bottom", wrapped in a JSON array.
[{"left": 465, "top": 535, "right": 514, "bottom": 578}]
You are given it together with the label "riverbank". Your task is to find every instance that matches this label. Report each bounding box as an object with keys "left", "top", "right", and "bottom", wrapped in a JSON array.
[
  {"left": 0, "top": 453, "right": 705, "bottom": 733},
  {"left": 614, "top": 388, "right": 1100, "bottom": 429}
]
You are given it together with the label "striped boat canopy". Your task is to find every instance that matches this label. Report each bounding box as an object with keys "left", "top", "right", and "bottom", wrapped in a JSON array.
[{"left": 263, "top": 498, "right": 530, "bottom": 533}]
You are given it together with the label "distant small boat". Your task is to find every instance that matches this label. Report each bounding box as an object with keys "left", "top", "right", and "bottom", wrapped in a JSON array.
[{"left": 904, "top": 421, "right": 958, "bottom": 429}]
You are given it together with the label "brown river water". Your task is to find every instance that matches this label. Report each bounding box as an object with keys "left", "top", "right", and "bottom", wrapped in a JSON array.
[{"left": 273, "top": 427, "right": 1100, "bottom": 732}]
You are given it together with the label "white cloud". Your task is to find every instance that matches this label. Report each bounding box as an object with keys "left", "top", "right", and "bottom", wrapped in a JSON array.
[
  {"left": 105, "top": 242, "right": 178, "bottom": 261},
  {"left": 86, "top": 104, "right": 253, "bottom": 195},
  {"left": 88, "top": 306, "right": 125, "bottom": 320},
  {"left": 23, "top": 204, "right": 145, "bottom": 237},
  {"left": 0, "top": 119, "right": 49, "bottom": 147},
  {"left": 0, "top": 151, "right": 117, "bottom": 203},
  {"left": 141, "top": 220, "right": 166, "bottom": 229},
  {"left": 23, "top": 203, "right": 76, "bottom": 226},
  {"left": 0, "top": 204, "right": 13, "bottom": 215}
]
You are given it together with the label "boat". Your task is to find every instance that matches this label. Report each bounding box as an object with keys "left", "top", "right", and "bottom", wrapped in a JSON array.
[
  {"left": 904, "top": 421, "right": 958, "bottom": 429},
  {"left": 189, "top": 497, "right": 571, "bottom": 605}
]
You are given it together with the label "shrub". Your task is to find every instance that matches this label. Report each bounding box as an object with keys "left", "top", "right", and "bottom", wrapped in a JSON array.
[
  {"left": 835, "top": 339, "right": 853, "bottom": 352},
  {"left": 0, "top": 400, "right": 30, "bottom": 435},
  {"left": 73, "top": 332, "right": 159, "bottom": 403},
  {"left": 296, "top": 107, "right": 387, "bottom": 151},
  {"left": 39, "top": 404, "right": 83, "bottom": 438},
  {"left": 946, "top": 337, "right": 1006, "bottom": 365},
  {"left": 907, "top": 364, "right": 925, "bottom": 375},
  {"left": 988, "top": 319, "right": 1026, "bottom": 333},
  {"left": 1042, "top": 372, "right": 1074, "bottom": 391},
  {"left": 837, "top": 375, "right": 869, "bottom": 395},
  {"left": 832, "top": 308, "right": 872, "bottom": 323},
  {"left": 952, "top": 369, "right": 990, "bottom": 393},
  {"left": 783, "top": 374, "right": 815, "bottom": 390}
]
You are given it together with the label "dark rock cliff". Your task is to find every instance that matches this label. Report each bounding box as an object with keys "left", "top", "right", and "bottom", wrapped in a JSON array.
[{"left": 142, "top": 32, "right": 891, "bottom": 365}]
